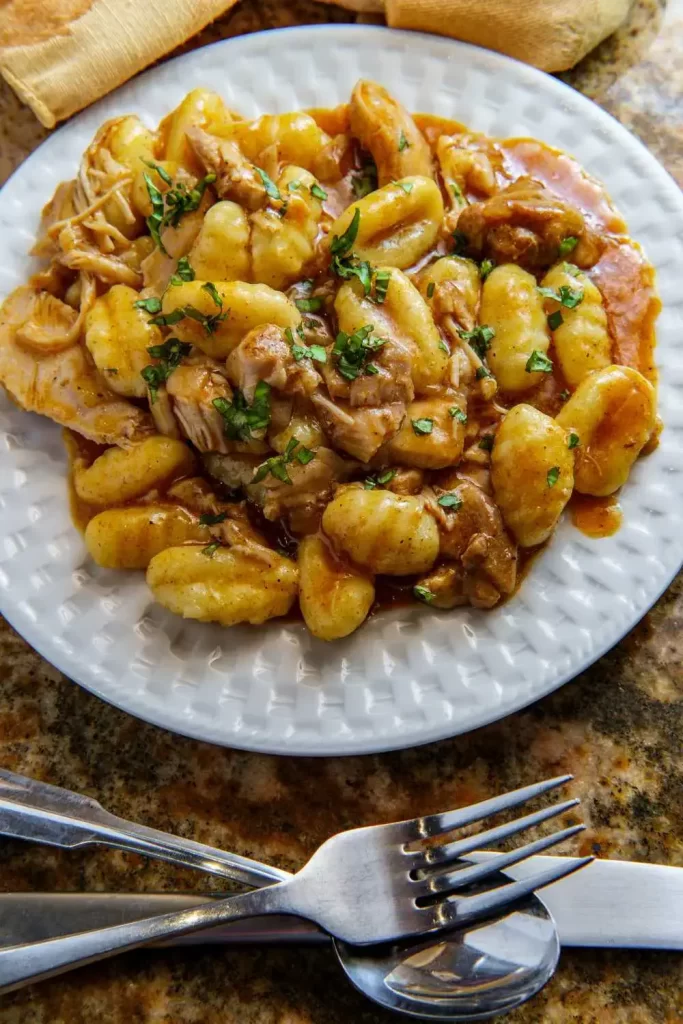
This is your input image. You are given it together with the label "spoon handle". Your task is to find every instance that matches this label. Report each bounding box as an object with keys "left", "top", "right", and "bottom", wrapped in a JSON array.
[{"left": 0, "top": 768, "right": 289, "bottom": 888}]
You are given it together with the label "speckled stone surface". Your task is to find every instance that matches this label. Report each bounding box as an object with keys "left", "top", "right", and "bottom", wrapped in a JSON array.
[{"left": 0, "top": 1, "right": 682, "bottom": 1021}]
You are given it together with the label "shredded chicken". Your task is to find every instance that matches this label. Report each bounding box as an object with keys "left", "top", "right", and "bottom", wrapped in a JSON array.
[
  {"left": 311, "top": 393, "right": 405, "bottom": 463},
  {"left": 457, "top": 177, "right": 598, "bottom": 271},
  {"left": 203, "top": 452, "right": 264, "bottom": 490},
  {"left": 186, "top": 125, "right": 266, "bottom": 211},
  {"left": 226, "top": 324, "right": 321, "bottom": 403},
  {"left": 0, "top": 286, "right": 153, "bottom": 446},
  {"left": 422, "top": 475, "right": 517, "bottom": 608},
  {"left": 14, "top": 278, "right": 95, "bottom": 354},
  {"left": 165, "top": 357, "right": 234, "bottom": 453},
  {"left": 167, "top": 476, "right": 267, "bottom": 547},
  {"left": 248, "top": 446, "right": 356, "bottom": 534},
  {"left": 321, "top": 337, "right": 415, "bottom": 408}
]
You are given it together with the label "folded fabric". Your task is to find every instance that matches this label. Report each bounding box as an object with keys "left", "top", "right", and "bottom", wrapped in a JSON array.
[{"left": 0, "top": 0, "right": 629, "bottom": 128}]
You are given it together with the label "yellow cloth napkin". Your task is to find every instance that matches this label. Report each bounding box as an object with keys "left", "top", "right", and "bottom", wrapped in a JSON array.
[{"left": 0, "top": 0, "right": 629, "bottom": 128}]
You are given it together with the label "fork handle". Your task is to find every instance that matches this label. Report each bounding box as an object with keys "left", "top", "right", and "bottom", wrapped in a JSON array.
[{"left": 0, "top": 884, "right": 291, "bottom": 995}]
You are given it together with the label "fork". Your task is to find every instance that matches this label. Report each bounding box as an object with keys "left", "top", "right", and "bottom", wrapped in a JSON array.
[{"left": 0, "top": 772, "right": 591, "bottom": 994}]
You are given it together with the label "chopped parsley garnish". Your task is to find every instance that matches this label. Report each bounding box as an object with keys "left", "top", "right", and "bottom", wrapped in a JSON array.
[
  {"left": 134, "top": 296, "right": 162, "bottom": 315},
  {"left": 480, "top": 258, "right": 495, "bottom": 281},
  {"left": 450, "top": 182, "right": 465, "bottom": 203},
  {"left": 397, "top": 181, "right": 414, "bottom": 194},
  {"left": 168, "top": 256, "right": 195, "bottom": 287},
  {"left": 559, "top": 388, "right": 571, "bottom": 401},
  {"left": 364, "top": 468, "right": 397, "bottom": 490},
  {"left": 288, "top": 179, "right": 301, "bottom": 191},
  {"left": 475, "top": 365, "right": 492, "bottom": 380},
  {"left": 254, "top": 165, "right": 281, "bottom": 201},
  {"left": 478, "top": 434, "right": 494, "bottom": 451},
  {"left": 351, "top": 159, "right": 378, "bottom": 199},
  {"left": 568, "top": 432, "right": 580, "bottom": 449},
  {"left": 212, "top": 380, "right": 271, "bottom": 442},
  {"left": 199, "top": 511, "right": 228, "bottom": 526},
  {"left": 330, "top": 207, "right": 360, "bottom": 257},
  {"left": 251, "top": 437, "right": 315, "bottom": 486},
  {"left": 202, "top": 542, "right": 221, "bottom": 558},
  {"left": 412, "top": 417, "right": 433, "bottom": 436},
  {"left": 547, "top": 466, "right": 560, "bottom": 488},
  {"left": 181, "top": 303, "right": 226, "bottom": 335},
  {"left": 288, "top": 329, "right": 327, "bottom": 364},
  {"left": 143, "top": 162, "right": 216, "bottom": 249},
  {"left": 331, "top": 254, "right": 373, "bottom": 296},
  {"left": 537, "top": 284, "right": 584, "bottom": 309},
  {"left": 452, "top": 230, "right": 468, "bottom": 255},
  {"left": 426, "top": 282, "right": 435, "bottom": 299},
  {"left": 142, "top": 170, "right": 166, "bottom": 252},
  {"left": 141, "top": 337, "right": 192, "bottom": 403},
  {"left": 558, "top": 236, "right": 579, "bottom": 256},
  {"left": 437, "top": 492, "right": 463, "bottom": 511},
  {"left": 398, "top": 131, "right": 409, "bottom": 152},
  {"left": 438, "top": 340, "right": 449, "bottom": 354},
  {"left": 202, "top": 281, "right": 223, "bottom": 308},
  {"left": 561, "top": 262, "right": 581, "bottom": 277},
  {"left": 333, "top": 324, "right": 386, "bottom": 381},
  {"left": 526, "top": 350, "right": 554, "bottom": 374},
  {"left": 310, "top": 183, "right": 328, "bottom": 201},
  {"left": 548, "top": 310, "right": 564, "bottom": 331},
  {"left": 458, "top": 325, "right": 495, "bottom": 360},
  {"left": 143, "top": 160, "right": 173, "bottom": 187},
  {"left": 372, "top": 269, "right": 391, "bottom": 304},
  {"left": 450, "top": 406, "right": 467, "bottom": 424},
  {"left": 413, "top": 585, "right": 435, "bottom": 604},
  {"left": 295, "top": 297, "right": 323, "bottom": 313}
]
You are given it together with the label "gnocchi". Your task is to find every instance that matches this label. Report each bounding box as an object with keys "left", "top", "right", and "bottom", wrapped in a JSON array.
[{"left": 0, "top": 79, "right": 659, "bottom": 645}]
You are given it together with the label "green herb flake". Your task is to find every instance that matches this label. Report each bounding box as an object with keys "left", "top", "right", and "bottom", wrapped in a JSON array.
[
  {"left": 295, "top": 296, "right": 323, "bottom": 314},
  {"left": 538, "top": 284, "right": 584, "bottom": 309},
  {"left": 351, "top": 159, "right": 378, "bottom": 199},
  {"left": 413, "top": 585, "right": 435, "bottom": 604},
  {"left": 143, "top": 171, "right": 167, "bottom": 253},
  {"left": 254, "top": 165, "right": 281, "bottom": 201},
  {"left": 168, "top": 256, "right": 195, "bottom": 287},
  {"left": 134, "top": 296, "right": 162, "bottom": 315},
  {"left": 142, "top": 160, "right": 173, "bottom": 187},
  {"left": 333, "top": 324, "right": 386, "bottom": 381},
  {"left": 140, "top": 337, "right": 192, "bottom": 403},
  {"left": 412, "top": 418, "right": 433, "bottom": 436},
  {"left": 450, "top": 182, "right": 465, "bottom": 203},
  {"left": 330, "top": 207, "right": 360, "bottom": 257},
  {"left": 458, "top": 324, "right": 495, "bottom": 360},
  {"left": 559, "top": 388, "right": 571, "bottom": 401},
  {"left": 397, "top": 181, "right": 414, "bottom": 194},
  {"left": 310, "top": 183, "right": 328, "bottom": 201},
  {"left": 427, "top": 282, "right": 435, "bottom": 299},
  {"left": 547, "top": 466, "right": 561, "bottom": 488},
  {"left": 475, "top": 365, "right": 492, "bottom": 380},
  {"left": 548, "top": 310, "right": 564, "bottom": 331},
  {"left": 296, "top": 446, "right": 316, "bottom": 465},
  {"left": 331, "top": 254, "right": 373, "bottom": 296},
  {"left": 525, "top": 349, "right": 554, "bottom": 374},
  {"left": 480, "top": 258, "right": 495, "bottom": 281},
  {"left": 478, "top": 434, "right": 494, "bottom": 452},
  {"left": 213, "top": 380, "right": 272, "bottom": 442},
  {"left": 437, "top": 493, "right": 463, "bottom": 511},
  {"left": 372, "top": 269, "right": 391, "bottom": 305},
  {"left": 251, "top": 437, "right": 315, "bottom": 486},
  {"left": 449, "top": 406, "right": 467, "bottom": 424},
  {"left": 568, "top": 432, "right": 580, "bottom": 449},
  {"left": 202, "top": 542, "right": 221, "bottom": 558},
  {"left": 558, "top": 236, "right": 579, "bottom": 256},
  {"left": 364, "top": 467, "right": 398, "bottom": 490},
  {"left": 202, "top": 282, "right": 223, "bottom": 308},
  {"left": 182, "top": 303, "right": 227, "bottom": 336},
  {"left": 438, "top": 340, "right": 449, "bottom": 354},
  {"left": 561, "top": 262, "right": 581, "bottom": 277},
  {"left": 288, "top": 179, "right": 301, "bottom": 191},
  {"left": 199, "top": 512, "right": 228, "bottom": 526},
  {"left": 291, "top": 340, "right": 327, "bottom": 364},
  {"left": 147, "top": 308, "right": 185, "bottom": 328},
  {"left": 398, "top": 131, "right": 410, "bottom": 152}
]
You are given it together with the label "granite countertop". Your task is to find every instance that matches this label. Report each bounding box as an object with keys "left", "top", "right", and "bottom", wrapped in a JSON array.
[{"left": 0, "top": 1, "right": 682, "bottom": 1020}]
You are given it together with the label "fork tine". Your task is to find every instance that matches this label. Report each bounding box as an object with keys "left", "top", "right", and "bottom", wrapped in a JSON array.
[
  {"left": 414, "top": 798, "right": 580, "bottom": 870},
  {"left": 407, "top": 774, "right": 573, "bottom": 843},
  {"left": 416, "top": 824, "right": 585, "bottom": 896},
  {"left": 439, "top": 855, "right": 594, "bottom": 931}
]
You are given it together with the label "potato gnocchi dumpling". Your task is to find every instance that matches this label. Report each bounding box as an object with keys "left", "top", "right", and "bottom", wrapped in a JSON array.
[
  {"left": 556, "top": 365, "right": 656, "bottom": 495},
  {"left": 0, "top": 79, "right": 659, "bottom": 643},
  {"left": 491, "top": 404, "right": 574, "bottom": 547},
  {"left": 298, "top": 534, "right": 375, "bottom": 640},
  {"left": 323, "top": 486, "right": 439, "bottom": 575},
  {"left": 147, "top": 544, "right": 299, "bottom": 626}
]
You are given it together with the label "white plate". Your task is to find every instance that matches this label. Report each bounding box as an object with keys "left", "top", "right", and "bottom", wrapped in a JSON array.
[{"left": 0, "top": 26, "right": 682, "bottom": 756}]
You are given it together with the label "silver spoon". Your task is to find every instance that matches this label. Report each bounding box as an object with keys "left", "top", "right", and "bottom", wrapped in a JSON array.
[{"left": 0, "top": 769, "right": 563, "bottom": 1019}]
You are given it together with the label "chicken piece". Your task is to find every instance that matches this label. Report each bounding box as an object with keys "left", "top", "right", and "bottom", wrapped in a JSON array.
[
  {"left": 311, "top": 393, "right": 405, "bottom": 463},
  {"left": 226, "top": 324, "right": 321, "bottom": 403},
  {"left": 167, "top": 476, "right": 267, "bottom": 548},
  {"left": 456, "top": 178, "right": 597, "bottom": 271},
  {"left": 321, "top": 336, "right": 414, "bottom": 408},
  {"left": 14, "top": 290, "right": 85, "bottom": 355},
  {"left": 140, "top": 199, "right": 210, "bottom": 296},
  {"left": 58, "top": 227, "right": 142, "bottom": 288},
  {"left": 248, "top": 446, "right": 355, "bottom": 535},
  {"left": 0, "top": 285, "right": 152, "bottom": 446},
  {"left": 165, "top": 357, "right": 234, "bottom": 453},
  {"left": 186, "top": 126, "right": 266, "bottom": 211},
  {"left": 427, "top": 475, "right": 517, "bottom": 607},
  {"left": 387, "top": 468, "right": 425, "bottom": 495},
  {"left": 203, "top": 451, "right": 264, "bottom": 490}
]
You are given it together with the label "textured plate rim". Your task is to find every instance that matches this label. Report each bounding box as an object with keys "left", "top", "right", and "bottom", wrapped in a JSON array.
[{"left": 0, "top": 24, "right": 681, "bottom": 756}]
